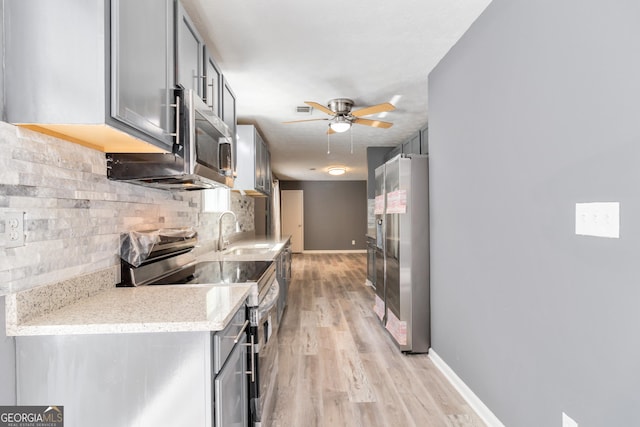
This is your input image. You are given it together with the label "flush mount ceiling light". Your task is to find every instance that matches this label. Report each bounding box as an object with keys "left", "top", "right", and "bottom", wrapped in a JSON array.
[
  {"left": 328, "top": 167, "right": 346, "bottom": 176},
  {"left": 329, "top": 116, "right": 351, "bottom": 133}
]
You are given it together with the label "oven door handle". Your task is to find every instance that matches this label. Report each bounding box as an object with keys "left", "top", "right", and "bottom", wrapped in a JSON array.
[
  {"left": 243, "top": 333, "right": 256, "bottom": 383},
  {"left": 258, "top": 280, "right": 280, "bottom": 320},
  {"left": 233, "top": 319, "right": 250, "bottom": 344}
]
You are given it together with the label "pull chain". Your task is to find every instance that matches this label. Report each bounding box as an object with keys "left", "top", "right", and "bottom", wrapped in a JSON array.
[
  {"left": 350, "top": 126, "right": 353, "bottom": 154},
  {"left": 327, "top": 128, "right": 331, "bottom": 154}
]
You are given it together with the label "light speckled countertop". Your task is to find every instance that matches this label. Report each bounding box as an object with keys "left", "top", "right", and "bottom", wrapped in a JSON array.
[
  {"left": 5, "top": 237, "right": 291, "bottom": 337},
  {"left": 7, "top": 284, "right": 251, "bottom": 336}
]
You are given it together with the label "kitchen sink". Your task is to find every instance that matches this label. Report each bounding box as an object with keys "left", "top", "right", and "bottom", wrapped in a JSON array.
[
  {"left": 242, "top": 243, "right": 272, "bottom": 249},
  {"left": 224, "top": 247, "right": 272, "bottom": 256},
  {"left": 223, "top": 243, "right": 275, "bottom": 256}
]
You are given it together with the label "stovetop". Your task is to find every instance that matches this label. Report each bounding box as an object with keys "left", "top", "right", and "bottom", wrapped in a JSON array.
[
  {"left": 155, "top": 260, "right": 273, "bottom": 286},
  {"left": 117, "top": 229, "right": 276, "bottom": 306}
]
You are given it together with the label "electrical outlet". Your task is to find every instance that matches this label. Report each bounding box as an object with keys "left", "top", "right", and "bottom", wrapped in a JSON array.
[
  {"left": 562, "top": 412, "right": 578, "bottom": 427},
  {"left": 351, "top": 239, "right": 356, "bottom": 245},
  {"left": 575, "top": 202, "right": 619, "bottom": 238},
  {"left": 5, "top": 211, "right": 25, "bottom": 248}
]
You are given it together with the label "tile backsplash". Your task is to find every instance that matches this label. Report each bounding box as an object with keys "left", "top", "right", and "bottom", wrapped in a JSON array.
[{"left": 0, "top": 122, "right": 254, "bottom": 295}]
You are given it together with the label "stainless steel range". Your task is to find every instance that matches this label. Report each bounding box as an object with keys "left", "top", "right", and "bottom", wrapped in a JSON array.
[{"left": 118, "top": 228, "right": 279, "bottom": 426}]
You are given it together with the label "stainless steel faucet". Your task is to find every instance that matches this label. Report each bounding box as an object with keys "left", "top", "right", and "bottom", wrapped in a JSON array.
[{"left": 217, "top": 210, "right": 238, "bottom": 251}]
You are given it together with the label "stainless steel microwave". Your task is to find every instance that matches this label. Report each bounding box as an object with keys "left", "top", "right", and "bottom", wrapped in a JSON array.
[{"left": 106, "top": 88, "right": 234, "bottom": 190}]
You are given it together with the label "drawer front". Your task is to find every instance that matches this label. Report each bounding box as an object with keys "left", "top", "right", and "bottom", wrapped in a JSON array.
[{"left": 213, "top": 306, "right": 247, "bottom": 374}]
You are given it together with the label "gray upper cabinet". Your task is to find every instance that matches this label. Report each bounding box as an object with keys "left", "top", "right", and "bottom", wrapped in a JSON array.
[
  {"left": 112, "top": 0, "right": 175, "bottom": 148},
  {"left": 176, "top": 2, "right": 204, "bottom": 98},
  {"left": 420, "top": 125, "right": 429, "bottom": 154},
  {"left": 402, "top": 133, "right": 421, "bottom": 155},
  {"left": 384, "top": 145, "right": 403, "bottom": 162},
  {"left": 222, "top": 79, "right": 237, "bottom": 139},
  {"left": 3, "top": 0, "right": 234, "bottom": 156},
  {"left": 236, "top": 125, "right": 272, "bottom": 196},
  {"left": 383, "top": 126, "right": 427, "bottom": 162},
  {"left": 265, "top": 150, "right": 272, "bottom": 195},
  {"left": 222, "top": 78, "right": 238, "bottom": 172},
  {"left": 4, "top": 0, "right": 176, "bottom": 152},
  {"left": 4, "top": 0, "right": 106, "bottom": 125},
  {"left": 255, "top": 136, "right": 265, "bottom": 191}
]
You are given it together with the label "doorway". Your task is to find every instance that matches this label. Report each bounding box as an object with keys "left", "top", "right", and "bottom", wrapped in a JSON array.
[{"left": 281, "top": 190, "right": 304, "bottom": 253}]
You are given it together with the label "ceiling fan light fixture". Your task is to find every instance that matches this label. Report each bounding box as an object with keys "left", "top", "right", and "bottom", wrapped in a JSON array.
[
  {"left": 328, "top": 167, "right": 346, "bottom": 176},
  {"left": 329, "top": 116, "right": 351, "bottom": 133}
]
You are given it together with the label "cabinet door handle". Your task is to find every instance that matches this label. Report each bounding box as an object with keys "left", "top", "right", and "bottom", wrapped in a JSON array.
[
  {"left": 207, "top": 78, "right": 216, "bottom": 109},
  {"left": 200, "top": 76, "right": 216, "bottom": 110}
]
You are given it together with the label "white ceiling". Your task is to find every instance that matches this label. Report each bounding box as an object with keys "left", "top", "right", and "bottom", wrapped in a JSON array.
[{"left": 183, "top": 0, "right": 491, "bottom": 181}]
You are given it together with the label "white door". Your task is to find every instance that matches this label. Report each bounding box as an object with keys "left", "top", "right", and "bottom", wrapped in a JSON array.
[{"left": 281, "top": 190, "right": 304, "bottom": 253}]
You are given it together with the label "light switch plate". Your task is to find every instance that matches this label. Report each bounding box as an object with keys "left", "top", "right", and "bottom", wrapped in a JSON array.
[{"left": 575, "top": 202, "right": 619, "bottom": 238}]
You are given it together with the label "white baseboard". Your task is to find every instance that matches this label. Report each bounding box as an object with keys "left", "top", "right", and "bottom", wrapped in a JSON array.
[
  {"left": 429, "top": 349, "right": 505, "bottom": 427},
  {"left": 302, "top": 249, "right": 367, "bottom": 254}
]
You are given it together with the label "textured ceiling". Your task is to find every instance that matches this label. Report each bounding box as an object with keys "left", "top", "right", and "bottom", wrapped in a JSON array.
[{"left": 182, "top": 0, "right": 491, "bottom": 181}]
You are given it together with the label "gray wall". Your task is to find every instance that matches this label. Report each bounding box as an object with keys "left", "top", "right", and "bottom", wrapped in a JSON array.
[
  {"left": 429, "top": 0, "right": 640, "bottom": 426},
  {"left": 0, "top": 296, "right": 16, "bottom": 405},
  {"left": 280, "top": 181, "right": 367, "bottom": 250}
]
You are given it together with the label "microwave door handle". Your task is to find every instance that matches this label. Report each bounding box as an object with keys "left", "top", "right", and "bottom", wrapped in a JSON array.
[
  {"left": 169, "top": 95, "right": 180, "bottom": 146},
  {"left": 175, "top": 95, "right": 180, "bottom": 146}
]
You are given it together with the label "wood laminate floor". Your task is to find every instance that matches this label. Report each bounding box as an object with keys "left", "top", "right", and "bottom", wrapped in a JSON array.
[{"left": 270, "top": 253, "right": 485, "bottom": 427}]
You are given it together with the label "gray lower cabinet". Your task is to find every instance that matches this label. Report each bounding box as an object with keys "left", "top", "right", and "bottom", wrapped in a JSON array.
[
  {"left": 0, "top": 296, "right": 16, "bottom": 406},
  {"left": 15, "top": 307, "right": 248, "bottom": 427},
  {"left": 276, "top": 239, "right": 292, "bottom": 322}
]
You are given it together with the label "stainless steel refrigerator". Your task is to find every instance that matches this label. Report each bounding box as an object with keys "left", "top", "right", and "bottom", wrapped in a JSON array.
[{"left": 374, "top": 154, "right": 430, "bottom": 353}]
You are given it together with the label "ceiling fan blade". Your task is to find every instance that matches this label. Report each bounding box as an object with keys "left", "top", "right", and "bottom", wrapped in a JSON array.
[
  {"left": 353, "top": 118, "right": 393, "bottom": 129},
  {"left": 351, "top": 102, "right": 395, "bottom": 117},
  {"left": 282, "top": 118, "right": 329, "bottom": 124},
  {"left": 326, "top": 127, "right": 336, "bottom": 135},
  {"left": 304, "top": 101, "right": 335, "bottom": 116}
]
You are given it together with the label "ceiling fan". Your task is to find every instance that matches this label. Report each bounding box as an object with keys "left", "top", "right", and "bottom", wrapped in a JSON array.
[{"left": 283, "top": 98, "right": 395, "bottom": 134}]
